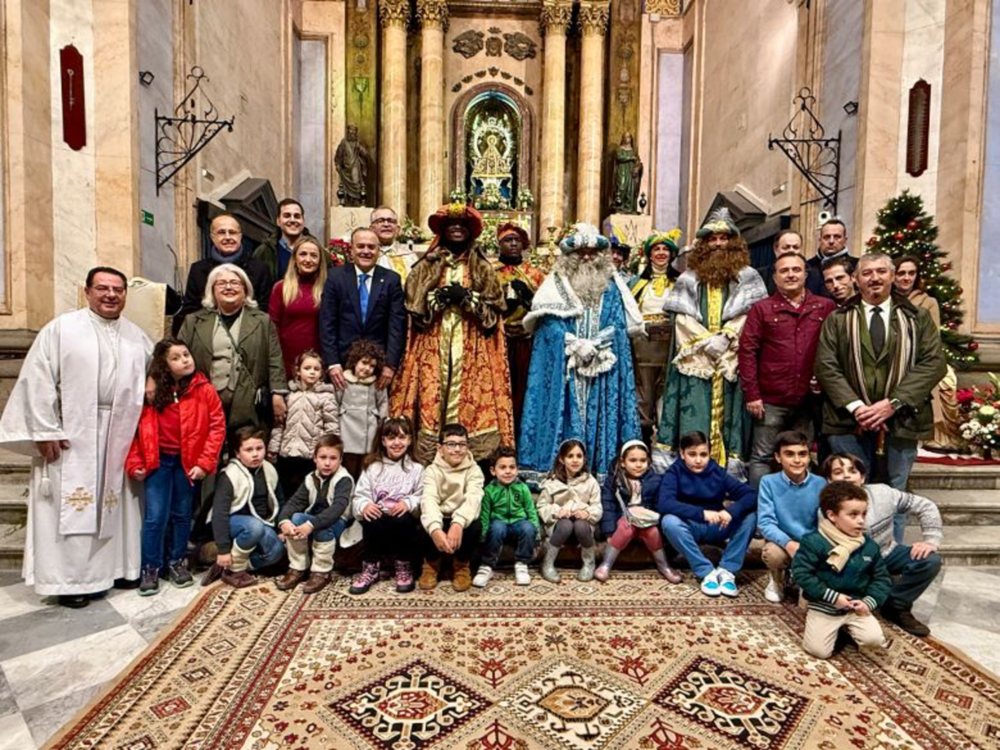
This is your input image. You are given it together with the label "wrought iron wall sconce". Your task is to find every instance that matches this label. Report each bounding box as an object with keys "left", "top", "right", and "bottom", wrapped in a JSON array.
[
  {"left": 155, "top": 66, "right": 234, "bottom": 194},
  {"left": 767, "top": 87, "right": 841, "bottom": 212}
]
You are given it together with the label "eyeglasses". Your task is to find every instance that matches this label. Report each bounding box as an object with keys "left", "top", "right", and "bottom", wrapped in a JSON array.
[
  {"left": 371, "top": 218, "right": 398, "bottom": 226},
  {"left": 214, "top": 280, "right": 244, "bottom": 290},
  {"left": 212, "top": 229, "right": 242, "bottom": 237},
  {"left": 442, "top": 441, "right": 468, "bottom": 449},
  {"left": 91, "top": 285, "right": 126, "bottom": 296}
]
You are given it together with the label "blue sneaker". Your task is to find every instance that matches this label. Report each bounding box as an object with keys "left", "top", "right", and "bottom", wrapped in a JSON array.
[
  {"left": 700, "top": 571, "right": 721, "bottom": 597},
  {"left": 717, "top": 569, "right": 738, "bottom": 598}
]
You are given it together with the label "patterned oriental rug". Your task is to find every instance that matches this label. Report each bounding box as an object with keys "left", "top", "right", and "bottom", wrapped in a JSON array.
[{"left": 46, "top": 572, "right": 1000, "bottom": 750}]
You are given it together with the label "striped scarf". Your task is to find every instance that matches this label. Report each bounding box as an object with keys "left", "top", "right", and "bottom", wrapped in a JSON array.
[{"left": 845, "top": 305, "right": 917, "bottom": 404}]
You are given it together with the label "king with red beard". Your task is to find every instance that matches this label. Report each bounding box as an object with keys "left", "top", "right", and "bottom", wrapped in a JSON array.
[{"left": 654, "top": 209, "right": 767, "bottom": 476}]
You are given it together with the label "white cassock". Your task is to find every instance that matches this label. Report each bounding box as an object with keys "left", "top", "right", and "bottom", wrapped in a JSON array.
[{"left": 0, "top": 308, "right": 152, "bottom": 595}]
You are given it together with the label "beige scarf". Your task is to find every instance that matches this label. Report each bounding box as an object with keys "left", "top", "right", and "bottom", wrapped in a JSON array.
[{"left": 818, "top": 518, "right": 865, "bottom": 572}]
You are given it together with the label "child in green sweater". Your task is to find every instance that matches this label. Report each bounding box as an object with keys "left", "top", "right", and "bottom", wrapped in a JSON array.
[
  {"left": 473, "top": 446, "right": 539, "bottom": 588},
  {"left": 792, "top": 481, "right": 891, "bottom": 660}
]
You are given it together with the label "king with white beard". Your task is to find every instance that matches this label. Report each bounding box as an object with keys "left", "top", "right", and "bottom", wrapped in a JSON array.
[{"left": 0, "top": 268, "right": 152, "bottom": 607}]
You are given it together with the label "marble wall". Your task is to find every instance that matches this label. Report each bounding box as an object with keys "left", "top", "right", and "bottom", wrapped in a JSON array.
[
  {"left": 294, "top": 38, "right": 327, "bottom": 242},
  {"left": 654, "top": 51, "right": 684, "bottom": 231},
  {"left": 136, "top": 0, "right": 178, "bottom": 288},
  {"left": 189, "top": 0, "right": 291, "bottom": 206},
  {"left": 49, "top": 0, "right": 98, "bottom": 315},
  {"left": 895, "top": 0, "right": 946, "bottom": 219},
  {"left": 978, "top": 0, "right": 1000, "bottom": 325},
  {"left": 819, "top": 0, "right": 863, "bottom": 243},
  {"left": 692, "top": 0, "right": 798, "bottom": 228}
]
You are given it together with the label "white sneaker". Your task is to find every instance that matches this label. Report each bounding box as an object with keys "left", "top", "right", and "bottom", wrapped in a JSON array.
[
  {"left": 514, "top": 562, "right": 531, "bottom": 586},
  {"left": 764, "top": 572, "right": 785, "bottom": 603},
  {"left": 472, "top": 566, "right": 493, "bottom": 588},
  {"left": 716, "top": 568, "right": 738, "bottom": 598},
  {"left": 700, "top": 569, "right": 721, "bottom": 596}
]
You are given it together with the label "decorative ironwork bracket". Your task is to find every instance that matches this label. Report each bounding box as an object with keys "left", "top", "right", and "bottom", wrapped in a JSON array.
[
  {"left": 155, "top": 66, "right": 235, "bottom": 194},
  {"left": 768, "top": 87, "right": 840, "bottom": 212}
]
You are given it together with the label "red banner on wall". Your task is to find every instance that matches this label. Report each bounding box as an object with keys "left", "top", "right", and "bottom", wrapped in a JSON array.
[{"left": 60, "top": 44, "right": 86, "bottom": 151}]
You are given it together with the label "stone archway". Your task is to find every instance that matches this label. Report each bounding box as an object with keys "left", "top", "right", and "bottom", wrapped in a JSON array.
[{"left": 451, "top": 82, "right": 534, "bottom": 203}]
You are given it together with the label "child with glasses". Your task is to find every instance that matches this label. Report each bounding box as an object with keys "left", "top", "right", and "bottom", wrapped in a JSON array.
[{"left": 418, "top": 423, "right": 484, "bottom": 592}]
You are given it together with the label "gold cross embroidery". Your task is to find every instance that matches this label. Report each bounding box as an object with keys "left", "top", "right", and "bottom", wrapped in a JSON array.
[{"left": 65, "top": 487, "right": 94, "bottom": 512}]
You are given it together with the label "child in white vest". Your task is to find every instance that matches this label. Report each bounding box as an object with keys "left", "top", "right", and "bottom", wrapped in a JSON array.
[
  {"left": 275, "top": 434, "right": 355, "bottom": 594},
  {"left": 209, "top": 426, "right": 285, "bottom": 588}
]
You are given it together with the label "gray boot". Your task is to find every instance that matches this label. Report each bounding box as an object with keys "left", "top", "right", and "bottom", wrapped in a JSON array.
[
  {"left": 652, "top": 548, "right": 683, "bottom": 584},
  {"left": 594, "top": 545, "right": 619, "bottom": 582},
  {"left": 578, "top": 546, "right": 597, "bottom": 582},
  {"left": 541, "top": 543, "right": 561, "bottom": 583}
]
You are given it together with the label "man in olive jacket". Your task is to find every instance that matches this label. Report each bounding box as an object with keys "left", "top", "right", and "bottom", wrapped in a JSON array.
[{"left": 814, "top": 252, "right": 945, "bottom": 507}]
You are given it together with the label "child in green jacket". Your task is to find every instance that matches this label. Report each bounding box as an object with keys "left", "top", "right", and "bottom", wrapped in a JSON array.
[
  {"left": 473, "top": 446, "right": 539, "bottom": 588},
  {"left": 792, "top": 481, "right": 891, "bottom": 659}
]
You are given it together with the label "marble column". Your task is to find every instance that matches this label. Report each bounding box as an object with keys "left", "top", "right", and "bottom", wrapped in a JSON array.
[
  {"left": 379, "top": 0, "right": 410, "bottom": 216},
  {"left": 417, "top": 0, "right": 447, "bottom": 229},
  {"left": 576, "top": 1, "right": 609, "bottom": 227},
  {"left": 538, "top": 1, "right": 573, "bottom": 234}
]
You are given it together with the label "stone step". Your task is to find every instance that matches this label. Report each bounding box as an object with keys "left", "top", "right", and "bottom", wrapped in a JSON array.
[
  {"left": 907, "top": 489, "right": 1000, "bottom": 525},
  {"left": 0, "top": 483, "right": 28, "bottom": 525},
  {"left": 904, "top": 524, "right": 1000, "bottom": 566},
  {"left": 908, "top": 461, "right": 1000, "bottom": 490},
  {"left": 0, "top": 522, "right": 25, "bottom": 572}
]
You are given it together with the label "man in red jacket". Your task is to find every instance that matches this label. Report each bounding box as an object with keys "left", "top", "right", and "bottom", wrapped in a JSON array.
[{"left": 738, "top": 253, "right": 836, "bottom": 486}]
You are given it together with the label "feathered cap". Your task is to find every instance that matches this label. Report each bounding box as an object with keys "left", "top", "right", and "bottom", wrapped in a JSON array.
[
  {"left": 696, "top": 207, "right": 740, "bottom": 239},
  {"left": 428, "top": 202, "right": 484, "bottom": 241},
  {"left": 641, "top": 228, "right": 682, "bottom": 259},
  {"left": 559, "top": 223, "right": 611, "bottom": 254}
]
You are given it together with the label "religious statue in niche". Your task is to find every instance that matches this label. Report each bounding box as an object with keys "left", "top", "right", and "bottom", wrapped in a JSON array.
[
  {"left": 503, "top": 32, "right": 536, "bottom": 61},
  {"left": 469, "top": 116, "right": 515, "bottom": 209},
  {"left": 610, "top": 132, "right": 643, "bottom": 214},
  {"left": 335, "top": 124, "right": 370, "bottom": 207},
  {"left": 453, "top": 30, "right": 484, "bottom": 58}
]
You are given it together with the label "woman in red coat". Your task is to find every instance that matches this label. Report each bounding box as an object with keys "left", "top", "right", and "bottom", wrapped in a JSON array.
[
  {"left": 269, "top": 236, "right": 328, "bottom": 378},
  {"left": 127, "top": 338, "right": 226, "bottom": 596}
]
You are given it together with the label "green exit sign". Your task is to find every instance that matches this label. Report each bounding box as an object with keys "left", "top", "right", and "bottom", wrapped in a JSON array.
[{"left": 141, "top": 210, "right": 154, "bottom": 226}]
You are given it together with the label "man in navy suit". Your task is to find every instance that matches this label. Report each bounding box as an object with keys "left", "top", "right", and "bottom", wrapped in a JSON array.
[{"left": 320, "top": 227, "right": 407, "bottom": 391}]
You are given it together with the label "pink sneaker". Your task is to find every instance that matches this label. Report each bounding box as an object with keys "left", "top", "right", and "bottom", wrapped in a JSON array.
[
  {"left": 395, "top": 560, "right": 415, "bottom": 593},
  {"left": 349, "top": 561, "right": 380, "bottom": 595}
]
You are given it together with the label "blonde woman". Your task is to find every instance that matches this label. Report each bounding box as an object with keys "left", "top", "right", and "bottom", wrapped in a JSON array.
[{"left": 269, "top": 235, "right": 328, "bottom": 378}]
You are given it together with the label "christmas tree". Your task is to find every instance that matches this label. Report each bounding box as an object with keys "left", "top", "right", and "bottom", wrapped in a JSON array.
[{"left": 866, "top": 190, "right": 979, "bottom": 368}]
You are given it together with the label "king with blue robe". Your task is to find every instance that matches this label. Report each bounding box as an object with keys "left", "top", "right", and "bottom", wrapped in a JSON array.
[{"left": 518, "top": 224, "right": 644, "bottom": 483}]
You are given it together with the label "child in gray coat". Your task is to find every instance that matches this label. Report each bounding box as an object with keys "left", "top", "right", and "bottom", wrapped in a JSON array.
[{"left": 336, "top": 340, "right": 388, "bottom": 477}]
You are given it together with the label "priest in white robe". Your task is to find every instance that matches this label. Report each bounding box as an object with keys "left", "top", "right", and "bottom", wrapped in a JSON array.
[{"left": 0, "top": 268, "right": 152, "bottom": 607}]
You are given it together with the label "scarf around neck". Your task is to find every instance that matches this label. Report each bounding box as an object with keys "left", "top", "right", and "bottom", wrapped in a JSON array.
[{"left": 818, "top": 517, "right": 865, "bottom": 572}]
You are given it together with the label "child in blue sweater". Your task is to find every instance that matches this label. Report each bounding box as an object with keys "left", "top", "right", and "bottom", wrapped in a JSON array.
[
  {"left": 757, "top": 431, "right": 826, "bottom": 603},
  {"left": 657, "top": 431, "right": 757, "bottom": 597}
]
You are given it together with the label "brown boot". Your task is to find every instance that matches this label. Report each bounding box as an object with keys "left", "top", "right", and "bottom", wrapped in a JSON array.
[
  {"left": 418, "top": 559, "right": 440, "bottom": 590},
  {"left": 452, "top": 560, "right": 472, "bottom": 592},
  {"left": 301, "top": 571, "right": 331, "bottom": 595},
  {"left": 276, "top": 569, "right": 307, "bottom": 591},
  {"left": 221, "top": 569, "right": 256, "bottom": 588}
]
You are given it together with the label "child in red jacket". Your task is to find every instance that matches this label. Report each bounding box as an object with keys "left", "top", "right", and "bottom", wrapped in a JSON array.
[{"left": 127, "top": 337, "right": 226, "bottom": 596}]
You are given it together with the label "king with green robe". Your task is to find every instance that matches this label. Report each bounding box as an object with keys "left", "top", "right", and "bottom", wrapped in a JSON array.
[{"left": 654, "top": 209, "right": 767, "bottom": 476}]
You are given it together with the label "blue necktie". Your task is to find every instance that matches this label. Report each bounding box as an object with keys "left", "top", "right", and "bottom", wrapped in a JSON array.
[{"left": 359, "top": 273, "right": 370, "bottom": 323}]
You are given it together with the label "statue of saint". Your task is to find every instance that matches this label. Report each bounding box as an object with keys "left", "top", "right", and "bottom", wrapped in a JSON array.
[
  {"left": 335, "top": 124, "right": 369, "bottom": 207},
  {"left": 610, "top": 132, "right": 643, "bottom": 215}
]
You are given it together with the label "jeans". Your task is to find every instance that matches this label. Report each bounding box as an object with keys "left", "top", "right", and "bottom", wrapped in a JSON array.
[
  {"left": 288, "top": 512, "right": 346, "bottom": 543},
  {"left": 827, "top": 433, "right": 917, "bottom": 542},
  {"left": 229, "top": 515, "right": 285, "bottom": 569},
  {"left": 883, "top": 544, "right": 942, "bottom": 611},
  {"left": 748, "top": 404, "right": 814, "bottom": 488},
  {"left": 482, "top": 519, "right": 537, "bottom": 566},
  {"left": 659, "top": 512, "right": 758, "bottom": 579},
  {"left": 141, "top": 453, "right": 194, "bottom": 570}
]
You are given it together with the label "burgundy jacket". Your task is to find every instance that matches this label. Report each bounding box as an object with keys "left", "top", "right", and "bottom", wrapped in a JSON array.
[{"left": 738, "top": 291, "right": 836, "bottom": 407}]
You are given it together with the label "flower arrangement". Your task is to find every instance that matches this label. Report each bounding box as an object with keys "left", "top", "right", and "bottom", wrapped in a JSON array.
[
  {"left": 475, "top": 183, "right": 508, "bottom": 211},
  {"left": 327, "top": 238, "right": 351, "bottom": 266},
  {"left": 957, "top": 373, "right": 1000, "bottom": 456},
  {"left": 516, "top": 188, "right": 534, "bottom": 210},
  {"left": 399, "top": 216, "right": 430, "bottom": 245},
  {"left": 449, "top": 188, "right": 469, "bottom": 204}
]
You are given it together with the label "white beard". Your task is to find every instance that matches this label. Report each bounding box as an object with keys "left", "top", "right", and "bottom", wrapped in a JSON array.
[{"left": 558, "top": 253, "right": 614, "bottom": 308}]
